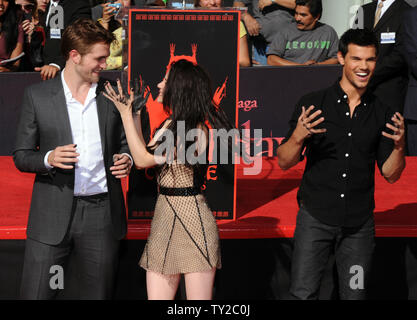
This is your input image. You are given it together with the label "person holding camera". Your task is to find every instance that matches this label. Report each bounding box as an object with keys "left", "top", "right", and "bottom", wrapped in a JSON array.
[{"left": 97, "top": 0, "right": 131, "bottom": 70}]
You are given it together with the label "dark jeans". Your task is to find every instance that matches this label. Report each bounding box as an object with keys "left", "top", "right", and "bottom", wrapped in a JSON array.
[
  {"left": 290, "top": 207, "right": 375, "bottom": 300},
  {"left": 20, "top": 195, "right": 120, "bottom": 300}
]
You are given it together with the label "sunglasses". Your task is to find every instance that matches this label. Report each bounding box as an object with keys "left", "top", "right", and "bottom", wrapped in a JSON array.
[{"left": 17, "top": 4, "right": 35, "bottom": 11}]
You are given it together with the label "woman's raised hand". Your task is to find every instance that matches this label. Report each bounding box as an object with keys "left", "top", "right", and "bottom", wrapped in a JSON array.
[
  {"left": 103, "top": 79, "right": 133, "bottom": 116},
  {"left": 104, "top": 78, "right": 150, "bottom": 116},
  {"left": 130, "top": 77, "right": 151, "bottom": 114}
]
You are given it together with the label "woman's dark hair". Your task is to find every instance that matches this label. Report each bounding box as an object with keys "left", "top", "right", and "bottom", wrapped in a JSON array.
[
  {"left": 295, "top": 0, "right": 322, "bottom": 19},
  {"left": 339, "top": 28, "right": 379, "bottom": 58},
  {"left": 0, "top": 0, "right": 21, "bottom": 56},
  {"left": 155, "top": 59, "right": 234, "bottom": 172}
]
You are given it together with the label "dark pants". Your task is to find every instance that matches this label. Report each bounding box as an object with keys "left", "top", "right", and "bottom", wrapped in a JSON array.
[
  {"left": 290, "top": 207, "right": 375, "bottom": 300},
  {"left": 20, "top": 195, "right": 120, "bottom": 300}
]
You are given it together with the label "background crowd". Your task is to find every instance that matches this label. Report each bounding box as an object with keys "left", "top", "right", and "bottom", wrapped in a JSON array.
[{"left": 0, "top": 1, "right": 414, "bottom": 70}]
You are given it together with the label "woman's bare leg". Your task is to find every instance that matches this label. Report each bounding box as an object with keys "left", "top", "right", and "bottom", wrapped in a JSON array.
[
  {"left": 146, "top": 270, "right": 181, "bottom": 300},
  {"left": 184, "top": 268, "right": 216, "bottom": 300}
]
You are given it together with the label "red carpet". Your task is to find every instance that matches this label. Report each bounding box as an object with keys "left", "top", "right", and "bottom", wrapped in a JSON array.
[{"left": 1, "top": 156, "right": 417, "bottom": 239}]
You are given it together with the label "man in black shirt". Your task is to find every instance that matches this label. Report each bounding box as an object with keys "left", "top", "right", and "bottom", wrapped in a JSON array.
[{"left": 277, "top": 28, "right": 406, "bottom": 300}]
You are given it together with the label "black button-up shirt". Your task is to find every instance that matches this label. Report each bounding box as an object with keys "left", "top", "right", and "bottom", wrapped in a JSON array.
[{"left": 282, "top": 81, "right": 395, "bottom": 227}]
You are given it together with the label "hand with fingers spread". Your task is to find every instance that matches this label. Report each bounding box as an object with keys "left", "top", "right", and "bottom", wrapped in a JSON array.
[
  {"left": 130, "top": 77, "right": 151, "bottom": 114},
  {"left": 294, "top": 105, "right": 327, "bottom": 142},
  {"left": 277, "top": 105, "right": 326, "bottom": 170},
  {"left": 103, "top": 79, "right": 132, "bottom": 116},
  {"left": 110, "top": 154, "right": 132, "bottom": 179},
  {"left": 103, "top": 78, "right": 150, "bottom": 116},
  {"left": 382, "top": 112, "right": 406, "bottom": 150},
  {"left": 47, "top": 144, "right": 79, "bottom": 169},
  {"left": 381, "top": 112, "right": 406, "bottom": 183}
]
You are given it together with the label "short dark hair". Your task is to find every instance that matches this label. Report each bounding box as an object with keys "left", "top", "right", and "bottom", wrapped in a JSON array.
[
  {"left": 295, "top": 0, "right": 322, "bottom": 19},
  {"left": 338, "top": 28, "right": 379, "bottom": 57},
  {"left": 61, "top": 18, "right": 115, "bottom": 61}
]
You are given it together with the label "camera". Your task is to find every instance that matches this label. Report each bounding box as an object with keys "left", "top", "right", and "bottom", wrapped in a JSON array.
[
  {"left": 107, "top": 1, "right": 122, "bottom": 16},
  {"left": 107, "top": 2, "right": 122, "bottom": 9}
]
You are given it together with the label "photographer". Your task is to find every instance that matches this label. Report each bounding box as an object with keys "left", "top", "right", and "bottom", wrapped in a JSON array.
[
  {"left": 97, "top": 1, "right": 132, "bottom": 70},
  {"left": 16, "top": 0, "right": 45, "bottom": 70}
]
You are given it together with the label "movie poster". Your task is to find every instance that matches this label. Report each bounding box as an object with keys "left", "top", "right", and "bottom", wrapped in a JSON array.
[{"left": 127, "top": 9, "right": 240, "bottom": 220}]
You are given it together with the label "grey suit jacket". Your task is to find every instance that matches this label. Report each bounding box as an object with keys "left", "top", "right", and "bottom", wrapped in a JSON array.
[
  {"left": 403, "top": 5, "right": 417, "bottom": 120},
  {"left": 13, "top": 75, "right": 129, "bottom": 245}
]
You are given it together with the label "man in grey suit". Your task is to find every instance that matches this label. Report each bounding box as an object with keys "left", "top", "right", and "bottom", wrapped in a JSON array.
[
  {"left": 402, "top": 5, "right": 417, "bottom": 155},
  {"left": 14, "top": 18, "right": 132, "bottom": 299}
]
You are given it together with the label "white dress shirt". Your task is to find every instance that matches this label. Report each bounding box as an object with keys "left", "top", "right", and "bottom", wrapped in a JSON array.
[
  {"left": 376, "top": 0, "right": 396, "bottom": 18},
  {"left": 45, "top": 71, "right": 108, "bottom": 196}
]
